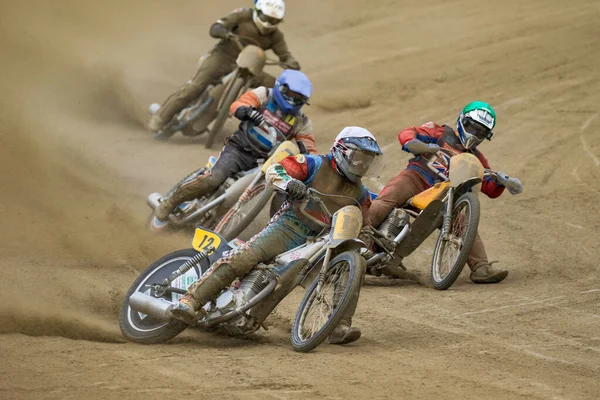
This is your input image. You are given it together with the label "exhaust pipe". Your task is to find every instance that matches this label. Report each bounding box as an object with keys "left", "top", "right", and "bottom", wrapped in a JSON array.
[
  {"left": 129, "top": 292, "right": 174, "bottom": 321},
  {"left": 147, "top": 193, "right": 162, "bottom": 210}
]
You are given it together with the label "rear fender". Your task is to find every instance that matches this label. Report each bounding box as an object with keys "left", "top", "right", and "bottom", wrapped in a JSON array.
[
  {"left": 394, "top": 199, "right": 444, "bottom": 258},
  {"left": 219, "top": 169, "right": 260, "bottom": 210},
  {"left": 260, "top": 141, "right": 300, "bottom": 173}
]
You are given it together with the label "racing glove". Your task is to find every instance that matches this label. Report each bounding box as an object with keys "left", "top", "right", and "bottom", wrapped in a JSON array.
[
  {"left": 495, "top": 173, "right": 523, "bottom": 195},
  {"left": 281, "top": 58, "right": 301, "bottom": 70},
  {"left": 234, "top": 106, "right": 264, "bottom": 126},
  {"left": 404, "top": 139, "right": 441, "bottom": 155},
  {"left": 286, "top": 179, "right": 308, "bottom": 200},
  {"left": 209, "top": 23, "right": 230, "bottom": 39}
]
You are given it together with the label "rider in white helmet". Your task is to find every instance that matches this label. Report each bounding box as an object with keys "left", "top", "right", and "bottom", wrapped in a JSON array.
[
  {"left": 148, "top": 0, "right": 300, "bottom": 133},
  {"left": 253, "top": 0, "right": 285, "bottom": 35}
]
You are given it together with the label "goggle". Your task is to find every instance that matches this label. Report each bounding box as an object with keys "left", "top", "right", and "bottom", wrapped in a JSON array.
[
  {"left": 343, "top": 146, "right": 379, "bottom": 176},
  {"left": 258, "top": 10, "right": 282, "bottom": 26},
  {"left": 280, "top": 84, "right": 309, "bottom": 106},
  {"left": 463, "top": 117, "right": 493, "bottom": 140}
]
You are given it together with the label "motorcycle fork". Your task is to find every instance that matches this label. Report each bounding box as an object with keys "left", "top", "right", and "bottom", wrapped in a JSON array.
[
  {"left": 315, "top": 247, "right": 333, "bottom": 296},
  {"left": 217, "top": 68, "right": 241, "bottom": 110},
  {"left": 441, "top": 187, "right": 455, "bottom": 241}
]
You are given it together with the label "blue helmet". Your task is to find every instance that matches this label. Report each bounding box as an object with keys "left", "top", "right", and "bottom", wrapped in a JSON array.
[{"left": 273, "top": 69, "right": 312, "bottom": 114}]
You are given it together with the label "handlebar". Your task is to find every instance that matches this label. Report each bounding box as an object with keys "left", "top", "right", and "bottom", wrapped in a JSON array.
[
  {"left": 418, "top": 147, "right": 500, "bottom": 180},
  {"left": 305, "top": 188, "right": 362, "bottom": 212}
]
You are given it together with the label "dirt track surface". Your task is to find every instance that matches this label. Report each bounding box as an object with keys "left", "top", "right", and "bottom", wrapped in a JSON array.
[{"left": 1, "top": 0, "right": 600, "bottom": 398}]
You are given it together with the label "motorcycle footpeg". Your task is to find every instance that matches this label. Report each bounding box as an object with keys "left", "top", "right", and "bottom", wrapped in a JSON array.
[{"left": 147, "top": 193, "right": 163, "bottom": 210}]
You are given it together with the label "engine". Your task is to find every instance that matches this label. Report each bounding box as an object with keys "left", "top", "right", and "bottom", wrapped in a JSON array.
[
  {"left": 237, "top": 269, "right": 271, "bottom": 300},
  {"left": 211, "top": 269, "right": 271, "bottom": 336},
  {"left": 378, "top": 208, "right": 410, "bottom": 241}
]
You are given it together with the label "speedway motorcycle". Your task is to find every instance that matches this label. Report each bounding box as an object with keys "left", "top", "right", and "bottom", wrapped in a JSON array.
[
  {"left": 364, "top": 148, "right": 497, "bottom": 290},
  {"left": 147, "top": 122, "right": 299, "bottom": 241},
  {"left": 152, "top": 34, "right": 285, "bottom": 149},
  {"left": 120, "top": 189, "right": 367, "bottom": 353}
]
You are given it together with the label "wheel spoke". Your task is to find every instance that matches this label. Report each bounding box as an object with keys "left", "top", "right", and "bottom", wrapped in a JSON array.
[
  {"left": 434, "top": 199, "right": 471, "bottom": 281},
  {"left": 298, "top": 262, "right": 349, "bottom": 341}
]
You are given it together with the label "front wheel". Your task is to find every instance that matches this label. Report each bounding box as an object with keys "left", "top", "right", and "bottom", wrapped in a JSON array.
[
  {"left": 152, "top": 123, "right": 177, "bottom": 141},
  {"left": 119, "top": 249, "right": 209, "bottom": 344},
  {"left": 291, "top": 251, "right": 366, "bottom": 353},
  {"left": 431, "top": 192, "right": 480, "bottom": 290},
  {"left": 214, "top": 183, "right": 273, "bottom": 241},
  {"left": 205, "top": 76, "right": 245, "bottom": 149}
]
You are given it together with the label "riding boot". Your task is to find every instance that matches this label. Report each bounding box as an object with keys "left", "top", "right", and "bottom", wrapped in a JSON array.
[
  {"left": 329, "top": 283, "right": 362, "bottom": 345},
  {"left": 154, "top": 171, "right": 219, "bottom": 221},
  {"left": 171, "top": 262, "right": 238, "bottom": 324},
  {"left": 329, "top": 317, "right": 362, "bottom": 345},
  {"left": 470, "top": 261, "right": 508, "bottom": 284}
]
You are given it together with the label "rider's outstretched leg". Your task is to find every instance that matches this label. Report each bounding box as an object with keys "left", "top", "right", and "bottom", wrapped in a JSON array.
[
  {"left": 154, "top": 142, "right": 257, "bottom": 221},
  {"left": 171, "top": 210, "right": 316, "bottom": 322}
]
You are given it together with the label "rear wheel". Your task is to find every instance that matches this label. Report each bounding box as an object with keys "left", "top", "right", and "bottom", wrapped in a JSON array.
[
  {"left": 431, "top": 192, "right": 480, "bottom": 290},
  {"left": 205, "top": 76, "right": 245, "bottom": 149},
  {"left": 119, "top": 249, "right": 209, "bottom": 344},
  {"left": 291, "top": 251, "right": 366, "bottom": 353},
  {"left": 214, "top": 184, "right": 273, "bottom": 241}
]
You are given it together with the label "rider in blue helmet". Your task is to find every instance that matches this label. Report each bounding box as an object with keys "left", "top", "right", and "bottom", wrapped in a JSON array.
[
  {"left": 272, "top": 69, "right": 312, "bottom": 114},
  {"left": 154, "top": 69, "right": 317, "bottom": 222}
]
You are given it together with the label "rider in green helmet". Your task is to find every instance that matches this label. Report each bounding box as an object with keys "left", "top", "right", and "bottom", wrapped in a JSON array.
[{"left": 368, "top": 101, "right": 523, "bottom": 284}]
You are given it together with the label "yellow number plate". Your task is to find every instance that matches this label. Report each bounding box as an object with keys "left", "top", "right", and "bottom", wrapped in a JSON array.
[
  {"left": 192, "top": 228, "right": 221, "bottom": 253},
  {"left": 332, "top": 206, "right": 362, "bottom": 240}
]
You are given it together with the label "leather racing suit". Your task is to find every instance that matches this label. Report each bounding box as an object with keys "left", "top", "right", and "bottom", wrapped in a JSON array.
[
  {"left": 367, "top": 121, "right": 505, "bottom": 272},
  {"left": 154, "top": 86, "right": 316, "bottom": 221},
  {"left": 154, "top": 7, "right": 300, "bottom": 127},
  {"left": 179, "top": 153, "right": 372, "bottom": 333}
]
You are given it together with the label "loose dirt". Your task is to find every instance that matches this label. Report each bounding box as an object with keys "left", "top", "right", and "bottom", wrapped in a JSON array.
[{"left": 1, "top": 1, "right": 599, "bottom": 399}]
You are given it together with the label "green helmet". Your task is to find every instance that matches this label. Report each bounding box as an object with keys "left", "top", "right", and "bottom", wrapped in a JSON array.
[{"left": 457, "top": 101, "right": 496, "bottom": 150}]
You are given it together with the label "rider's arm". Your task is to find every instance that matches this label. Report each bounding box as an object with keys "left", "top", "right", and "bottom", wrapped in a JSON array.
[
  {"left": 294, "top": 118, "right": 318, "bottom": 155},
  {"left": 357, "top": 185, "right": 373, "bottom": 226},
  {"left": 398, "top": 122, "right": 444, "bottom": 153},
  {"left": 265, "top": 154, "right": 311, "bottom": 192},
  {"left": 475, "top": 151, "right": 505, "bottom": 199},
  {"left": 230, "top": 87, "right": 268, "bottom": 114},
  {"left": 210, "top": 8, "right": 252, "bottom": 38},
  {"left": 270, "top": 31, "right": 299, "bottom": 68}
]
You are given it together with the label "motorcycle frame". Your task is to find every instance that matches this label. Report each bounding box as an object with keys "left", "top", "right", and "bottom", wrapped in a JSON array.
[{"left": 365, "top": 153, "right": 484, "bottom": 269}]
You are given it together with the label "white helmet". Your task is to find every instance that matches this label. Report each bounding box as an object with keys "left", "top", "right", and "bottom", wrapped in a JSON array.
[
  {"left": 331, "top": 127, "right": 383, "bottom": 183},
  {"left": 253, "top": 0, "right": 285, "bottom": 35}
]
